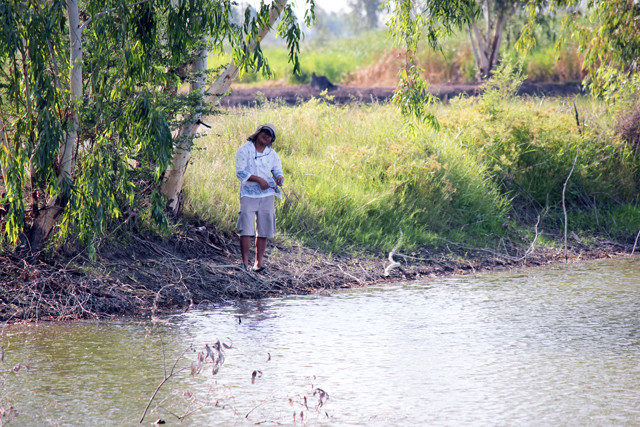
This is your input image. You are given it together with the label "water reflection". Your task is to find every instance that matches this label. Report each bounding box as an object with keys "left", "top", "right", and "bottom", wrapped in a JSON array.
[{"left": 1, "top": 257, "right": 639, "bottom": 426}]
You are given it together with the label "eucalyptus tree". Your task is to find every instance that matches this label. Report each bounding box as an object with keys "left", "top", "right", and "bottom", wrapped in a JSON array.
[
  {"left": 554, "top": 0, "right": 640, "bottom": 99},
  {"left": 468, "top": 0, "right": 522, "bottom": 79},
  {"left": 161, "top": 0, "right": 312, "bottom": 215},
  {"left": 0, "top": 0, "right": 81, "bottom": 252},
  {"left": 0, "top": 0, "right": 312, "bottom": 256},
  {"left": 385, "top": 0, "right": 477, "bottom": 127},
  {"left": 386, "top": 0, "right": 639, "bottom": 116}
]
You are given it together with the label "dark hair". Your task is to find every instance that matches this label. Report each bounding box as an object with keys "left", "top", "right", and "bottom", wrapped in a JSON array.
[{"left": 249, "top": 129, "right": 273, "bottom": 142}]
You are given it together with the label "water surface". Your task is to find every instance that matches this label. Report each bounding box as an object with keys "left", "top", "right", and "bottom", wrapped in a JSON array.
[{"left": 2, "top": 257, "right": 639, "bottom": 426}]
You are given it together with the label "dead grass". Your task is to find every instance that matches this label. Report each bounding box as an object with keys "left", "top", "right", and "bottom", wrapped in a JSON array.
[{"left": 343, "top": 49, "right": 405, "bottom": 87}]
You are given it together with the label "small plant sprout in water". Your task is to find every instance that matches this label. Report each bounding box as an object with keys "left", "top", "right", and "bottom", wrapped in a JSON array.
[
  {"left": 288, "top": 385, "right": 331, "bottom": 424},
  {"left": 140, "top": 337, "right": 232, "bottom": 424}
]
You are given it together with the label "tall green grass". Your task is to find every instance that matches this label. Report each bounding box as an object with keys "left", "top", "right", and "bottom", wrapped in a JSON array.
[
  {"left": 185, "top": 100, "right": 508, "bottom": 252},
  {"left": 183, "top": 88, "right": 638, "bottom": 253}
]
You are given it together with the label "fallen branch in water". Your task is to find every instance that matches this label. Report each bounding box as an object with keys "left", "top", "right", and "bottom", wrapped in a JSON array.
[
  {"left": 140, "top": 338, "right": 190, "bottom": 424},
  {"left": 562, "top": 147, "right": 580, "bottom": 263},
  {"left": 384, "top": 229, "right": 403, "bottom": 277}
]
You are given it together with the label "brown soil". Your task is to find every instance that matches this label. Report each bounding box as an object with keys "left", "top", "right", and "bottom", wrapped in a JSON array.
[
  {"left": 0, "top": 222, "right": 634, "bottom": 323},
  {"left": 218, "top": 81, "right": 585, "bottom": 108}
]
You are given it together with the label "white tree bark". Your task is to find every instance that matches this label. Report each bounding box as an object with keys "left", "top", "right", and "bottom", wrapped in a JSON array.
[
  {"left": 488, "top": 9, "right": 510, "bottom": 68},
  {"left": 207, "top": 0, "right": 288, "bottom": 97},
  {"left": 483, "top": 0, "right": 490, "bottom": 40},
  {"left": 30, "top": 0, "right": 83, "bottom": 250},
  {"left": 0, "top": 117, "right": 8, "bottom": 186},
  {"left": 61, "top": 0, "right": 82, "bottom": 182},
  {"left": 470, "top": 22, "right": 490, "bottom": 77},
  {"left": 161, "top": 45, "right": 208, "bottom": 213},
  {"left": 161, "top": 0, "right": 289, "bottom": 215},
  {"left": 468, "top": 1, "right": 519, "bottom": 79}
]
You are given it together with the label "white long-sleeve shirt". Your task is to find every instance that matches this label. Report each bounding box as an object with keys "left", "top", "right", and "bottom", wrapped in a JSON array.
[{"left": 235, "top": 141, "right": 284, "bottom": 199}]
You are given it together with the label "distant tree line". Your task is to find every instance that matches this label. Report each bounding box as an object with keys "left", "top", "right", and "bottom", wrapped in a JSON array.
[{"left": 385, "top": 0, "right": 639, "bottom": 125}]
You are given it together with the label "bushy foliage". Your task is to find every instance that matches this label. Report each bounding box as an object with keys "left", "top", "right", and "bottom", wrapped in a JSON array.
[
  {"left": 0, "top": 0, "right": 311, "bottom": 256},
  {"left": 228, "top": 10, "right": 591, "bottom": 87},
  {"left": 444, "top": 96, "right": 638, "bottom": 235}
]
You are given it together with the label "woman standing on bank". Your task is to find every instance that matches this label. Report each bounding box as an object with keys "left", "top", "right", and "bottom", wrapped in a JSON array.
[{"left": 235, "top": 123, "right": 284, "bottom": 273}]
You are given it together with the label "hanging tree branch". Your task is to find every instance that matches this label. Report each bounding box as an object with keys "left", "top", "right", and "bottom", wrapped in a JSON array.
[{"left": 79, "top": 0, "right": 154, "bottom": 30}]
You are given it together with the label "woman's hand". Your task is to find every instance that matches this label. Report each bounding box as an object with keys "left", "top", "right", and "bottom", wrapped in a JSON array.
[
  {"left": 275, "top": 175, "right": 284, "bottom": 186},
  {"left": 249, "top": 175, "right": 271, "bottom": 190},
  {"left": 257, "top": 177, "right": 270, "bottom": 190}
]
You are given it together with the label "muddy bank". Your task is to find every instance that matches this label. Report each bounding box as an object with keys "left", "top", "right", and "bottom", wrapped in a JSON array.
[
  {"left": 217, "top": 82, "right": 585, "bottom": 108},
  {"left": 0, "top": 223, "right": 634, "bottom": 322}
]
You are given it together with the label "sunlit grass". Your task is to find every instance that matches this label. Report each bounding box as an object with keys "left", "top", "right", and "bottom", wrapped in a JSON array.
[
  {"left": 184, "top": 91, "right": 638, "bottom": 253},
  {"left": 185, "top": 100, "right": 506, "bottom": 251}
]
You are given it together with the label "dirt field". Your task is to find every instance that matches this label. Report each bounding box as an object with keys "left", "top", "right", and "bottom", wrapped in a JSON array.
[{"left": 218, "top": 81, "right": 586, "bottom": 108}]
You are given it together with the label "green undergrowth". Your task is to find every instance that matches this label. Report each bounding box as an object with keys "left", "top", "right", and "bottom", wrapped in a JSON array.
[{"left": 184, "top": 93, "right": 639, "bottom": 254}]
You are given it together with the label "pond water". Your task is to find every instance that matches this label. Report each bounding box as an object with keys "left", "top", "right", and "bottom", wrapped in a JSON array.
[{"left": 2, "top": 257, "right": 639, "bottom": 426}]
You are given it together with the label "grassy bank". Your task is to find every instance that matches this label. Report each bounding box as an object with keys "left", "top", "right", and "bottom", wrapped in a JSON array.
[{"left": 184, "top": 91, "right": 639, "bottom": 255}]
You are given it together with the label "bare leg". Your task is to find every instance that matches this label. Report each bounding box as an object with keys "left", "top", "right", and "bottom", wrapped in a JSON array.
[
  {"left": 240, "top": 235, "right": 252, "bottom": 268},
  {"left": 254, "top": 237, "right": 267, "bottom": 269}
]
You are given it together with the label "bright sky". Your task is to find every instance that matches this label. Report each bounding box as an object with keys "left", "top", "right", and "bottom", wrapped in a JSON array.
[
  {"left": 300, "top": 0, "right": 348, "bottom": 14},
  {"left": 244, "top": 0, "right": 350, "bottom": 17},
  {"left": 292, "top": 0, "right": 350, "bottom": 22}
]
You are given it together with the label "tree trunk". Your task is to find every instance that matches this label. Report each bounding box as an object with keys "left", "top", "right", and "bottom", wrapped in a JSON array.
[
  {"left": 161, "top": 45, "right": 208, "bottom": 214},
  {"left": 470, "top": 22, "right": 490, "bottom": 78},
  {"left": 161, "top": 0, "right": 289, "bottom": 215},
  {"left": 483, "top": 0, "right": 490, "bottom": 40},
  {"left": 468, "top": 1, "right": 518, "bottom": 79},
  {"left": 28, "top": 0, "right": 82, "bottom": 253},
  {"left": 0, "top": 117, "right": 8, "bottom": 186},
  {"left": 207, "top": 0, "right": 288, "bottom": 96},
  {"left": 364, "top": 0, "right": 380, "bottom": 29},
  {"left": 488, "top": 9, "right": 510, "bottom": 72}
]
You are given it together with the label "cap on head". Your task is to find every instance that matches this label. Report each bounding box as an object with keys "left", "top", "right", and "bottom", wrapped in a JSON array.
[{"left": 251, "top": 123, "right": 276, "bottom": 142}]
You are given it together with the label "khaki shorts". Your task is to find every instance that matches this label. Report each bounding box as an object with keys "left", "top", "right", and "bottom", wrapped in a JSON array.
[{"left": 237, "top": 196, "right": 276, "bottom": 238}]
